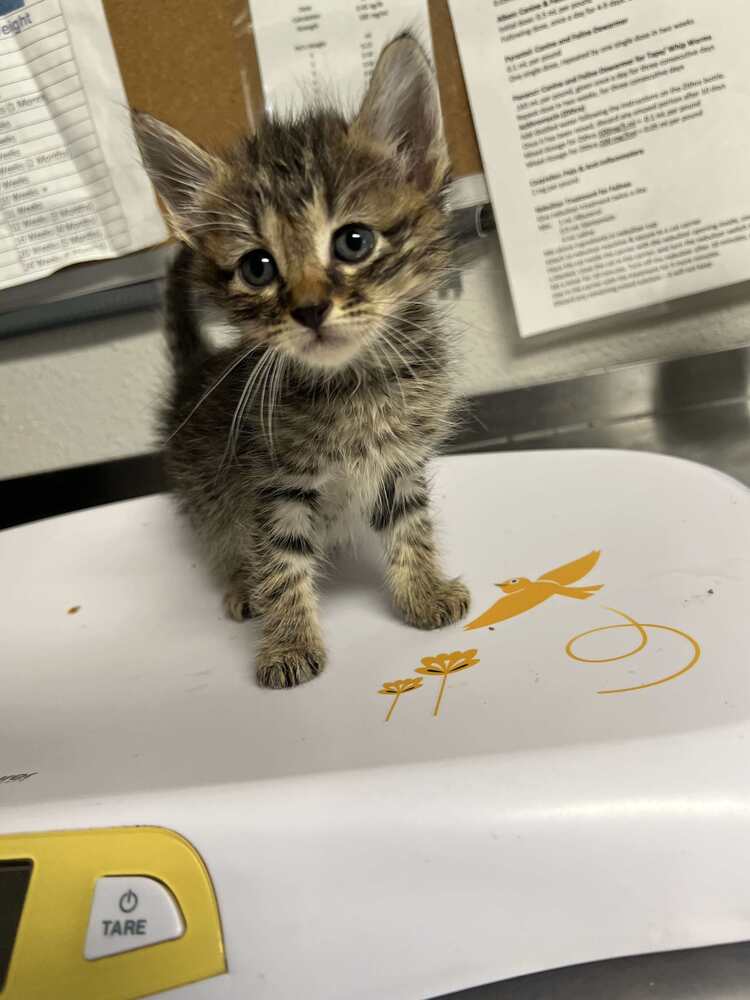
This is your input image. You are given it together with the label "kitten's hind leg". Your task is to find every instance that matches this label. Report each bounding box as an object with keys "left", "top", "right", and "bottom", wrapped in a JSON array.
[
  {"left": 372, "top": 469, "right": 470, "bottom": 630},
  {"left": 252, "top": 485, "right": 326, "bottom": 688}
]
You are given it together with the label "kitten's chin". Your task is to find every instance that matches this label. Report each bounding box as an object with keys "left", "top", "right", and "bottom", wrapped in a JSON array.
[{"left": 288, "top": 328, "right": 362, "bottom": 371}]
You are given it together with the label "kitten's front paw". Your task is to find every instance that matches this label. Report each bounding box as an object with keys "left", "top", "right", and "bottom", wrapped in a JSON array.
[
  {"left": 396, "top": 577, "right": 471, "bottom": 630},
  {"left": 256, "top": 646, "right": 326, "bottom": 689}
]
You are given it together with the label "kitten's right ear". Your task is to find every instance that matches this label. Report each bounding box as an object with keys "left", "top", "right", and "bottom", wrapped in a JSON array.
[{"left": 131, "top": 110, "right": 220, "bottom": 245}]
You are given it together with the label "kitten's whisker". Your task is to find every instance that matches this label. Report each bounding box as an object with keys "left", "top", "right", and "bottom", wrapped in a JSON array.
[
  {"left": 259, "top": 348, "right": 282, "bottom": 458},
  {"left": 258, "top": 356, "right": 272, "bottom": 452},
  {"left": 377, "top": 324, "right": 419, "bottom": 380},
  {"left": 165, "top": 343, "right": 261, "bottom": 443},
  {"left": 389, "top": 314, "right": 439, "bottom": 342},
  {"left": 187, "top": 216, "right": 251, "bottom": 232},
  {"left": 148, "top": 170, "right": 200, "bottom": 199},
  {"left": 376, "top": 289, "right": 505, "bottom": 341},
  {"left": 266, "top": 357, "right": 280, "bottom": 457},
  {"left": 188, "top": 224, "right": 252, "bottom": 238},
  {"left": 382, "top": 323, "right": 435, "bottom": 358},
  {"left": 267, "top": 353, "right": 287, "bottom": 460},
  {"left": 380, "top": 331, "right": 436, "bottom": 384},
  {"left": 372, "top": 304, "right": 456, "bottom": 346},
  {"left": 376, "top": 318, "right": 435, "bottom": 366},
  {"left": 221, "top": 347, "right": 275, "bottom": 468},
  {"left": 149, "top": 173, "right": 253, "bottom": 228},
  {"left": 187, "top": 210, "right": 250, "bottom": 226},
  {"left": 186, "top": 207, "right": 247, "bottom": 221},
  {"left": 197, "top": 188, "right": 253, "bottom": 214},
  {"left": 245, "top": 348, "right": 277, "bottom": 428},
  {"left": 221, "top": 368, "right": 254, "bottom": 470}
]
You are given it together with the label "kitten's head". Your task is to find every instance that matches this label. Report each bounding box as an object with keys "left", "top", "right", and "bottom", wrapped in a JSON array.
[{"left": 133, "top": 34, "right": 450, "bottom": 372}]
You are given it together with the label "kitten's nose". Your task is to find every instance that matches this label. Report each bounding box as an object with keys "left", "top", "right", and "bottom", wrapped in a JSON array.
[{"left": 291, "top": 300, "right": 331, "bottom": 331}]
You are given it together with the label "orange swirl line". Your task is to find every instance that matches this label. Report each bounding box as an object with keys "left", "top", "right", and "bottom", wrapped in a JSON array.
[{"left": 565, "top": 607, "right": 701, "bottom": 695}]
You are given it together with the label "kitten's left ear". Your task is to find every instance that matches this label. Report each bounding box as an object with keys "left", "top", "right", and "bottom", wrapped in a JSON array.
[
  {"left": 131, "top": 110, "right": 222, "bottom": 245},
  {"left": 355, "top": 33, "right": 449, "bottom": 194}
]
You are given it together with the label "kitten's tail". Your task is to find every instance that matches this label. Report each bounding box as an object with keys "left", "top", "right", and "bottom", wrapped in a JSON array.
[{"left": 164, "top": 245, "right": 208, "bottom": 373}]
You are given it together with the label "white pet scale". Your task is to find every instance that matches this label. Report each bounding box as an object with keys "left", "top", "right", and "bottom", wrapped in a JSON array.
[{"left": 2, "top": 450, "right": 750, "bottom": 999}]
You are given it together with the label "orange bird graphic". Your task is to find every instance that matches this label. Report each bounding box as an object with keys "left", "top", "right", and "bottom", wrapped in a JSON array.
[{"left": 464, "top": 550, "right": 603, "bottom": 631}]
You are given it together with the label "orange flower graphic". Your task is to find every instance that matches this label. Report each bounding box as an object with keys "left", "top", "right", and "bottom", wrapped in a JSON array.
[
  {"left": 416, "top": 649, "right": 480, "bottom": 717},
  {"left": 379, "top": 677, "right": 423, "bottom": 722}
]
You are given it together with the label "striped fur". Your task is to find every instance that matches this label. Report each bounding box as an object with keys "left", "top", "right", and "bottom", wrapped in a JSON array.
[{"left": 133, "top": 35, "right": 469, "bottom": 688}]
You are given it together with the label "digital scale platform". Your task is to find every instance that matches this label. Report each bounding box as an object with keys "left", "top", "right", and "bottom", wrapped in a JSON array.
[{"left": 2, "top": 451, "right": 750, "bottom": 999}]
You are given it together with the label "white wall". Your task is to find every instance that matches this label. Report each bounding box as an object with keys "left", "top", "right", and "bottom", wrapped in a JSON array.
[
  {"left": 0, "top": 309, "right": 167, "bottom": 479},
  {"left": 2, "top": 239, "right": 750, "bottom": 479}
]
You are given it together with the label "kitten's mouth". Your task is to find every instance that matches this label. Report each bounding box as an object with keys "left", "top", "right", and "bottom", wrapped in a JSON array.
[
  {"left": 300, "top": 326, "right": 352, "bottom": 357},
  {"left": 304, "top": 327, "right": 346, "bottom": 349},
  {"left": 291, "top": 324, "right": 360, "bottom": 369}
]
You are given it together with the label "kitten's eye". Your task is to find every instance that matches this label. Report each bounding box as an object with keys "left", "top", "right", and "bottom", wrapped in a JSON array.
[
  {"left": 239, "top": 249, "right": 277, "bottom": 287},
  {"left": 333, "top": 224, "right": 375, "bottom": 263}
]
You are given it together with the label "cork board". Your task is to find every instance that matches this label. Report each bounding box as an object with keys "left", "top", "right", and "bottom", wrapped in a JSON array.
[
  {"left": 428, "top": 0, "right": 482, "bottom": 178},
  {"left": 103, "top": 0, "right": 482, "bottom": 178},
  {"left": 102, "top": 0, "right": 248, "bottom": 152}
]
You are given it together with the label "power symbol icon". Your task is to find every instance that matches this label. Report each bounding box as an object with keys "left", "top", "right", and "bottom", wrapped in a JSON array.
[{"left": 119, "top": 889, "right": 139, "bottom": 914}]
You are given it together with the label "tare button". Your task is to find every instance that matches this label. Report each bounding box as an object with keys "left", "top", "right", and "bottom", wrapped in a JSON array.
[{"left": 84, "top": 876, "right": 185, "bottom": 959}]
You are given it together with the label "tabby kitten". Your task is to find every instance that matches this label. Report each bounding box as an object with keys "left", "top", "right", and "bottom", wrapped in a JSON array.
[{"left": 133, "top": 33, "right": 470, "bottom": 689}]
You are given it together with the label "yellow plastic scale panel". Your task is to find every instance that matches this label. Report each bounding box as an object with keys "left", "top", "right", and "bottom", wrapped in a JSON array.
[{"left": 0, "top": 826, "right": 226, "bottom": 1000}]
